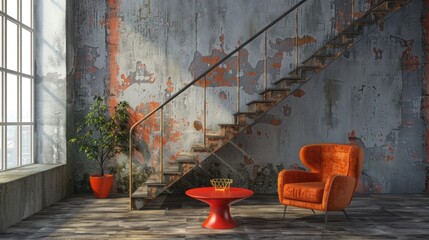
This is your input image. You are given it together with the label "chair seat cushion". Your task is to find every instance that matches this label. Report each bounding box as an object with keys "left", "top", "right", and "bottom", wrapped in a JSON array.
[{"left": 283, "top": 182, "right": 325, "bottom": 203}]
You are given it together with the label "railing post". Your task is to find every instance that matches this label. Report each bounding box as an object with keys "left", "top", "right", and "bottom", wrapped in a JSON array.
[
  {"left": 129, "top": 128, "right": 133, "bottom": 210},
  {"left": 204, "top": 76, "right": 207, "bottom": 148},
  {"left": 237, "top": 51, "right": 241, "bottom": 113},
  {"left": 264, "top": 31, "right": 268, "bottom": 98},
  {"left": 160, "top": 107, "right": 164, "bottom": 181},
  {"left": 295, "top": 8, "right": 299, "bottom": 70}
]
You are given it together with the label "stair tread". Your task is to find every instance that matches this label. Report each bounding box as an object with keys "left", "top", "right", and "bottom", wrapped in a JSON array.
[
  {"left": 206, "top": 133, "right": 226, "bottom": 139},
  {"left": 246, "top": 100, "right": 275, "bottom": 105},
  {"left": 274, "top": 77, "right": 306, "bottom": 85},
  {"left": 233, "top": 111, "right": 259, "bottom": 116},
  {"left": 176, "top": 152, "right": 196, "bottom": 161},
  {"left": 168, "top": 160, "right": 197, "bottom": 165},
  {"left": 192, "top": 144, "right": 212, "bottom": 151},
  {"left": 306, "top": 53, "right": 334, "bottom": 61},
  {"left": 163, "top": 171, "right": 182, "bottom": 175},
  {"left": 219, "top": 123, "right": 245, "bottom": 126},
  {"left": 288, "top": 66, "right": 320, "bottom": 75},
  {"left": 259, "top": 88, "right": 289, "bottom": 95},
  {"left": 132, "top": 192, "right": 152, "bottom": 199},
  {"left": 176, "top": 158, "right": 197, "bottom": 163},
  {"left": 132, "top": 185, "right": 152, "bottom": 198},
  {"left": 338, "top": 31, "right": 361, "bottom": 36},
  {"left": 144, "top": 180, "right": 166, "bottom": 186}
]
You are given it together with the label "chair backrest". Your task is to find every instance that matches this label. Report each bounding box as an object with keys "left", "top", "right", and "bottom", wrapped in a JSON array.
[{"left": 300, "top": 144, "right": 364, "bottom": 192}]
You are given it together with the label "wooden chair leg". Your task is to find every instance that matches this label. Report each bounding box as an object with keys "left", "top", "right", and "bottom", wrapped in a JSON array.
[{"left": 282, "top": 205, "right": 288, "bottom": 220}]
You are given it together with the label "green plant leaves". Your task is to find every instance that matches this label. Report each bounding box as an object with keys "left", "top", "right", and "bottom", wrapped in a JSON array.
[{"left": 69, "top": 95, "right": 130, "bottom": 176}]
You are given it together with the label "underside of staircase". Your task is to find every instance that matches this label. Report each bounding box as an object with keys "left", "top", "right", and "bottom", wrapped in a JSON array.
[{"left": 131, "top": 0, "right": 409, "bottom": 210}]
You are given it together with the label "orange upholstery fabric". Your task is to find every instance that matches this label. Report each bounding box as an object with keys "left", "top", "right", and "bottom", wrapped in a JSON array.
[
  {"left": 283, "top": 182, "right": 325, "bottom": 203},
  {"left": 278, "top": 144, "right": 364, "bottom": 212}
]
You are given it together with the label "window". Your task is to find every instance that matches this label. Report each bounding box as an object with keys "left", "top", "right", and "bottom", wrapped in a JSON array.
[{"left": 0, "top": 0, "right": 33, "bottom": 171}]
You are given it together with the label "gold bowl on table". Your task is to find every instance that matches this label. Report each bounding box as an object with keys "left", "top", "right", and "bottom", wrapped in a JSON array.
[{"left": 210, "top": 178, "right": 233, "bottom": 191}]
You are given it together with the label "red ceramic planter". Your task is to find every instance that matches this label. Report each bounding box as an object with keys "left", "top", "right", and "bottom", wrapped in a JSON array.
[{"left": 89, "top": 174, "right": 113, "bottom": 198}]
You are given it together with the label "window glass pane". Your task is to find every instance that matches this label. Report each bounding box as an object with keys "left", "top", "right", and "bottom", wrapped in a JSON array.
[
  {"left": 22, "top": 29, "right": 31, "bottom": 75},
  {"left": 6, "top": 0, "right": 17, "bottom": 19},
  {"left": 6, "top": 20, "right": 18, "bottom": 71},
  {"left": 22, "top": 0, "right": 31, "bottom": 27},
  {"left": 22, "top": 77, "right": 31, "bottom": 122},
  {"left": 22, "top": 125, "right": 31, "bottom": 165},
  {"left": 0, "top": 127, "right": 3, "bottom": 170},
  {"left": 0, "top": 16, "right": 3, "bottom": 68},
  {"left": 0, "top": 72, "right": 2, "bottom": 122},
  {"left": 6, "top": 73, "right": 17, "bottom": 122},
  {"left": 0, "top": 0, "right": 3, "bottom": 12},
  {"left": 6, "top": 125, "right": 18, "bottom": 168}
]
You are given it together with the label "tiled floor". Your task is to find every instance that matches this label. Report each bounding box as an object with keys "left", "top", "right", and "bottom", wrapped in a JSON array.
[{"left": 1, "top": 193, "right": 429, "bottom": 239}]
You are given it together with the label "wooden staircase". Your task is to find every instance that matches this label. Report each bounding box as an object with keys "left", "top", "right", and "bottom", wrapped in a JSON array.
[{"left": 130, "top": 0, "right": 409, "bottom": 210}]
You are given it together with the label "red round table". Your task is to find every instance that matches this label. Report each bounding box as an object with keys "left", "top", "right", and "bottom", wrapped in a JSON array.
[{"left": 185, "top": 187, "right": 254, "bottom": 229}]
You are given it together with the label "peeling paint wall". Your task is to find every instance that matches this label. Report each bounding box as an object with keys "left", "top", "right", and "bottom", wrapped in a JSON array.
[{"left": 71, "top": 0, "right": 427, "bottom": 193}]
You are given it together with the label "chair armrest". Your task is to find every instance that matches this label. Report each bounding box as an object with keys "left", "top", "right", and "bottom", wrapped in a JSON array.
[
  {"left": 322, "top": 175, "right": 356, "bottom": 211},
  {"left": 277, "top": 170, "right": 320, "bottom": 203}
]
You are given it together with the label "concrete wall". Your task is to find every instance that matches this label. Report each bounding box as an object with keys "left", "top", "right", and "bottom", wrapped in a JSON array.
[
  {"left": 0, "top": 0, "right": 73, "bottom": 230},
  {"left": 70, "top": 0, "right": 427, "bottom": 194},
  {"left": 0, "top": 165, "right": 72, "bottom": 230}
]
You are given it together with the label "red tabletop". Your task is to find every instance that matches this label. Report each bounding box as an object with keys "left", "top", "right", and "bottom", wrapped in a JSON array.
[
  {"left": 186, "top": 187, "right": 254, "bottom": 200},
  {"left": 186, "top": 187, "right": 254, "bottom": 229}
]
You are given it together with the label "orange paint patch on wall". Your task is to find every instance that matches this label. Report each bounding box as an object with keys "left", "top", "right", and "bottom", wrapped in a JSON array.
[
  {"left": 166, "top": 77, "right": 174, "bottom": 92},
  {"left": 219, "top": 33, "right": 225, "bottom": 52},
  {"left": 247, "top": 71, "right": 257, "bottom": 77},
  {"left": 129, "top": 102, "right": 161, "bottom": 143},
  {"left": 296, "top": 35, "right": 317, "bottom": 46},
  {"left": 402, "top": 48, "right": 420, "bottom": 71},
  {"left": 271, "top": 119, "right": 281, "bottom": 126},
  {"left": 292, "top": 89, "right": 305, "bottom": 97},
  {"left": 108, "top": 0, "right": 121, "bottom": 98},
  {"left": 165, "top": 118, "right": 183, "bottom": 143},
  {"left": 201, "top": 55, "right": 221, "bottom": 66},
  {"left": 119, "top": 73, "right": 132, "bottom": 91},
  {"left": 193, "top": 120, "right": 203, "bottom": 131},
  {"left": 271, "top": 63, "right": 281, "bottom": 69}
]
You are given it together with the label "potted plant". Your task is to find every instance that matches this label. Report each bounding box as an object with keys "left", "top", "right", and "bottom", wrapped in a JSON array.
[{"left": 70, "top": 96, "right": 129, "bottom": 198}]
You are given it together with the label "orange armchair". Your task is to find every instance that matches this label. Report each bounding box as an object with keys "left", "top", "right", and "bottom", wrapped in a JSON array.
[{"left": 278, "top": 144, "right": 364, "bottom": 227}]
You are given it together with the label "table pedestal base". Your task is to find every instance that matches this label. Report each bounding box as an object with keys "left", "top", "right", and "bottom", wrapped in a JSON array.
[{"left": 203, "top": 204, "right": 237, "bottom": 229}]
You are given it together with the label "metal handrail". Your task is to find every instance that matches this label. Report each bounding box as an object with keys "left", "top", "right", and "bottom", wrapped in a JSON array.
[{"left": 128, "top": 0, "right": 309, "bottom": 209}]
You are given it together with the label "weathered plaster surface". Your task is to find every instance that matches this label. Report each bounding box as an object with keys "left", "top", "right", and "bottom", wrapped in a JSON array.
[{"left": 71, "top": 0, "right": 426, "bottom": 194}]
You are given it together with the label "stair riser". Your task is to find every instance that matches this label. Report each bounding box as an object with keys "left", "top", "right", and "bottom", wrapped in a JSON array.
[
  {"left": 220, "top": 126, "right": 240, "bottom": 140},
  {"left": 207, "top": 138, "right": 224, "bottom": 151},
  {"left": 147, "top": 185, "right": 164, "bottom": 198},
  {"left": 247, "top": 102, "right": 274, "bottom": 113},
  {"left": 179, "top": 162, "right": 196, "bottom": 173},
  {"left": 302, "top": 58, "right": 329, "bottom": 69},
  {"left": 264, "top": 91, "right": 289, "bottom": 103},
  {"left": 162, "top": 174, "right": 181, "bottom": 183},
  {"left": 235, "top": 114, "right": 258, "bottom": 125},
  {"left": 290, "top": 67, "right": 320, "bottom": 77},
  {"left": 192, "top": 147, "right": 211, "bottom": 153},
  {"left": 276, "top": 80, "right": 306, "bottom": 89}
]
